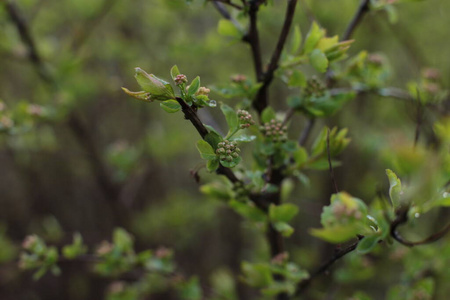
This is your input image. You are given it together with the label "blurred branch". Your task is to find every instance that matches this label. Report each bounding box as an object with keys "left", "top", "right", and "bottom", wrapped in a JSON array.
[
  {"left": 69, "top": 0, "right": 119, "bottom": 52},
  {"left": 2, "top": 0, "right": 53, "bottom": 84},
  {"left": 243, "top": 1, "right": 264, "bottom": 89},
  {"left": 342, "top": 0, "right": 371, "bottom": 41},
  {"left": 295, "top": 239, "right": 360, "bottom": 295},
  {"left": 298, "top": 118, "right": 315, "bottom": 146},
  {"left": 211, "top": 0, "right": 243, "bottom": 10},
  {"left": 390, "top": 207, "right": 450, "bottom": 247}
]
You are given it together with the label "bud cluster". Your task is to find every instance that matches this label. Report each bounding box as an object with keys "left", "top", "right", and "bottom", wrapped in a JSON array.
[
  {"left": 196, "top": 86, "right": 210, "bottom": 96},
  {"left": 259, "top": 119, "right": 288, "bottom": 143},
  {"left": 331, "top": 202, "right": 363, "bottom": 222},
  {"left": 304, "top": 77, "right": 326, "bottom": 98},
  {"left": 231, "top": 74, "right": 247, "bottom": 83},
  {"left": 174, "top": 74, "right": 188, "bottom": 86},
  {"left": 237, "top": 109, "right": 255, "bottom": 129},
  {"left": 216, "top": 140, "right": 240, "bottom": 163}
]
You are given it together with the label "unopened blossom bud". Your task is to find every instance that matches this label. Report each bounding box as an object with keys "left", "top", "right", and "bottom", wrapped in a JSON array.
[
  {"left": 231, "top": 74, "right": 247, "bottom": 83},
  {"left": 196, "top": 87, "right": 210, "bottom": 96},
  {"left": 22, "top": 235, "right": 38, "bottom": 250},
  {"left": 174, "top": 74, "right": 188, "bottom": 85}
]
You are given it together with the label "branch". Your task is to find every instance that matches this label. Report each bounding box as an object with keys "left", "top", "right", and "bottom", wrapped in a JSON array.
[
  {"left": 295, "top": 240, "right": 359, "bottom": 295},
  {"left": 243, "top": 1, "right": 264, "bottom": 83},
  {"left": 211, "top": 0, "right": 243, "bottom": 10},
  {"left": 2, "top": 0, "right": 53, "bottom": 84},
  {"left": 211, "top": 1, "right": 243, "bottom": 30},
  {"left": 342, "top": 0, "right": 371, "bottom": 41},
  {"left": 390, "top": 207, "right": 450, "bottom": 247},
  {"left": 298, "top": 118, "right": 316, "bottom": 146},
  {"left": 252, "top": 0, "right": 298, "bottom": 115}
]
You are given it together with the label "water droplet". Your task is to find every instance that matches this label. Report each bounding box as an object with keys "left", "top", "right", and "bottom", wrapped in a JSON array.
[
  {"left": 414, "top": 213, "right": 420, "bottom": 218},
  {"left": 208, "top": 100, "right": 217, "bottom": 107}
]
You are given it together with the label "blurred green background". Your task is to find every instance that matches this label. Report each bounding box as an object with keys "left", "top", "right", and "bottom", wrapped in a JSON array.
[{"left": 0, "top": 0, "right": 449, "bottom": 299}]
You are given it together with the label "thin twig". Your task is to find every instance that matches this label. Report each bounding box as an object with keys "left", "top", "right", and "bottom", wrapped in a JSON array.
[
  {"left": 2, "top": 0, "right": 53, "bottom": 84},
  {"left": 390, "top": 207, "right": 450, "bottom": 247},
  {"left": 298, "top": 118, "right": 315, "bottom": 146},
  {"left": 211, "top": 1, "right": 243, "bottom": 29},
  {"left": 326, "top": 129, "right": 339, "bottom": 193},
  {"left": 252, "top": 0, "right": 298, "bottom": 115},
  {"left": 244, "top": 1, "right": 264, "bottom": 82},
  {"left": 295, "top": 240, "right": 359, "bottom": 295},
  {"left": 211, "top": 0, "right": 243, "bottom": 10},
  {"left": 342, "top": 0, "right": 371, "bottom": 41}
]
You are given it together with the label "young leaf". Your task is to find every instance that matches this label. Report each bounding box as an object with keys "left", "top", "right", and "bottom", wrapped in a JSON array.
[
  {"left": 273, "top": 222, "right": 295, "bottom": 237},
  {"left": 205, "top": 131, "right": 223, "bottom": 149},
  {"left": 356, "top": 234, "right": 381, "bottom": 254},
  {"left": 269, "top": 203, "right": 299, "bottom": 223},
  {"left": 288, "top": 70, "right": 307, "bottom": 88},
  {"left": 261, "top": 107, "right": 276, "bottom": 123},
  {"left": 160, "top": 100, "right": 181, "bottom": 113},
  {"left": 188, "top": 76, "right": 200, "bottom": 96},
  {"left": 309, "top": 49, "right": 329, "bottom": 73},
  {"left": 303, "top": 21, "right": 325, "bottom": 54},
  {"left": 196, "top": 140, "right": 216, "bottom": 160},
  {"left": 386, "top": 169, "right": 402, "bottom": 208},
  {"left": 290, "top": 25, "right": 302, "bottom": 54},
  {"left": 207, "top": 158, "right": 220, "bottom": 172},
  {"left": 217, "top": 19, "right": 242, "bottom": 38},
  {"left": 170, "top": 65, "right": 180, "bottom": 79},
  {"left": 220, "top": 103, "right": 239, "bottom": 134}
]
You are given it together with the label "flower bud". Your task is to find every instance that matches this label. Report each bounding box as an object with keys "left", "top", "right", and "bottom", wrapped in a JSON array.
[{"left": 174, "top": 74, "right": 188, "bottom": 85}]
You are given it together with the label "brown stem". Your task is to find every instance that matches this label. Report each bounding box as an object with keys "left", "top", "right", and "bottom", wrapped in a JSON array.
[
  {"left": 252, "top": 0, "right": 298, "bottom": 115},
  {"left": 342, "top": 0, "right": 370, "bottom": 41},
  {"left": 390, "top": 207, "right": 450, "bottom": 247},
  {"left": 295, "top": 240, "right": 359, "bottom": 295},
  {"left": 211, "top": 0, "right": 243, "bottom": 10}
]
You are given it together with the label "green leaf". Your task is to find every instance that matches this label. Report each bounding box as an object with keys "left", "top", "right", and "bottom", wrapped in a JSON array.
[
  {"left": 220, "top": 103, "right": 239, "bottom": 134},
  {"left": 309, "top": 49, "right": 328, "bottom": 73},
  {"left": 220, "top": 155, "right": 241, "bottom": 168},
  {"left": 386, "top": 169, "right": 402, "bottom": 208},
  {"left": 241, "top": 262, "right": 273, "bottom": 288},
  {"left": 188, "top": 76, "right": 200, "bottom": 96},
  {"left": 261, "top": 107, "right": 276, "bottom": 123},
  {"left": 207, "top": 158, "right": 220, "bottom": 172},
  {"left": 113, "top": 228, "right": 134, "bottom": 252},
  {"left": 177, "top": 277, "right": 203, "bottom": 300},
  {"left": 160, "top": 100, "right": 181, "bottom": 113},
  {"left": 290, "top": 25, "right": 302, "bottom": 54},
  {"left": 217, "top": 19, "right": 242, "bottom": 38},
  {"left": 229, "top": 200, "right": 267, "bottom": 222},
  {"left": 134, "top": 67, "right": 175, "bottom": 100},
  {"left": 288, "top": 69, "right": 307, "bottom": 87},
  {"left": 196, "top": 140, "right": 216, "bottom": 160},
  {"left": 269, "top": 203, "right": 299, "bottom": 222},
  {"left": 310, "top": 225, "right": 360, "bottom": 243},
  {"left": 293, "top": 146, "right": 308, "bottom": 168},
  {"left": 303, "top": 21, "right": 325, "bottom": 54},
  {"left": 273, "top": 222, "right": 295, "bottom": 237},
  {"left": 170, "top": 65, "right": 180, "bottom": 79},
  {"left": 356, "top": 235, "right": 381, "bottom": 254},
  {"left": 205, "top": 131, "right": 223, "bottom": 149}
]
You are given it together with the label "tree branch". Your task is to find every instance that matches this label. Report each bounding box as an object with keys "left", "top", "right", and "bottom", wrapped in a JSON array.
[
  {"left": 390, "top": 207, "right": 450, "bottom": 247},
  {"left": 211, "top": 0, "right": 243, "bottom": 10},
  {"left": 295, "top": 240, "right": 359, "bottom": 295},
  {"left": 342, "top": 0, "right": 371, "bottom": 41},
  {"left": 243, "top": 1, "right": 264, "bottom": 83},
  {"left": 252, "top": 0, "right": 298, "bottom": 115}
]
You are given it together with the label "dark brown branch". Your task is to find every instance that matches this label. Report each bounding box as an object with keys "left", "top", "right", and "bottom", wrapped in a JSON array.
[
  {"left": 342, "top": 0, "right": 370, "bottom": 41},
  {"left": 391, "top": 207, "right": 450, "bottom": 247},
  {"left": 326, "top": 129, "right": 339, "bottom": 193},
  {"left": 295, "top": 240, "right": 359, "bottom": 295},
  {"left": 243, "top": 1, "right": 264, "bottom": 83},
  {"left": 252, "top": 0, "right": 298, "bottom": 115},
  {"left": 211, "top": 1, "right": 243, "bottom": 30}
]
